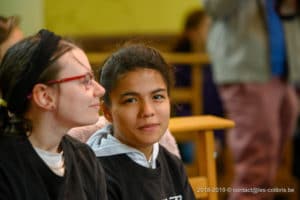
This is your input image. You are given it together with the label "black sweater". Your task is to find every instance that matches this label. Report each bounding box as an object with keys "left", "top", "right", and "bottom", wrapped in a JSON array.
[
  {"left": 0, "top": 134, "right": 107, "bottom": 200},
  {"left": 98, "top": 146, "right": 195, "bottom": 200}
]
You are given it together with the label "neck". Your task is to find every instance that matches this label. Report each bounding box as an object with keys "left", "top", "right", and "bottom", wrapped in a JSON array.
[
  {"left": 29, "top": 132, "right": 62, "bottom": 153},
  {"left": 27, "top": 112, "right": 67, "bottom": 153},
  {"left": 139, "top": 145, "right": 154, "bottom": 160},
  {"left": 115, "top": 132, "right": 154, "bottom": 160}
]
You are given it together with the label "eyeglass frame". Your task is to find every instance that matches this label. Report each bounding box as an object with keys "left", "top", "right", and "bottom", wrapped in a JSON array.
[
  {"left": 46, "top": 72, "right": 95, "bottom": 85},
  {"left": 27, "top": 72, "right": 96, "bottom": 99}
]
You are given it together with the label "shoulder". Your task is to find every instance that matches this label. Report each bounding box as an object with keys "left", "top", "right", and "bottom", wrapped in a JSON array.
[
  {"left": 97, "top": 154, "right": 125, "bottom": 171},
  {"left": 158, "top": 146, "right": 193, "bottom": 196},
  {"left": 62, "top": 135, "right": 107, "bottom": 185},
  {"left": 159, "top": 145, "right": 182, "bottom": 163},
  {"left": 0, "top": 134, "right": 14, "bottom": 152},
  {"left": 97, "top": 154, "right": 141, "bottom": 180},
  {"left": 63, "top": 134, "right": 92, "bottom": 151},
  {"left": 0, "top": 135, "right": 16, "bottom": 167},
  {"left": 158, "top": 145, "right": 186, "bottom": 173},
  {"left": 0, "top": 134, "right": 27, "bottom": 160},
  {"left": 62, "top": 135, "right": 98, "bottom": 164},
  {"left": 96, "top": 155, "right": 126, "bottom": 193},
  {"left": 0, "top": 135, "right": 29, "bottom": 196}
]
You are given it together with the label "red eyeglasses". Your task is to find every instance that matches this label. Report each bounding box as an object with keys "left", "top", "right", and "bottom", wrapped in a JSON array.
[
  {"left": 27, "top": 72, "right": 96, "bottom": 99},
  {"left": 46, "top": 72, "right": 95, "bottom": 88}
]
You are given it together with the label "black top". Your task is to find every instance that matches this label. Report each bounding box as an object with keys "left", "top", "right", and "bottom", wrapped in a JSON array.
[
  {"left": 0, "top": 134, "right": 107, "bottom": 200},
  {"left": 98, "top": 146, "right": 195, "bottom": 200}
]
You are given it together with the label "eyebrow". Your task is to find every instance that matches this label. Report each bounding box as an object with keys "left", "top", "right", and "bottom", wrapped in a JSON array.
[{"left": 120, "top": 88, "right": 167, "bottom": 98}]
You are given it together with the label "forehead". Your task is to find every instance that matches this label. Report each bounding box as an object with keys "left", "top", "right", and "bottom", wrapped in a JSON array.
[
  {"left": 114, "top": 68, "right": 167, "bottom": 92},
  {"left": 56, "top": 48, "right": 91, "bottom": 75}
]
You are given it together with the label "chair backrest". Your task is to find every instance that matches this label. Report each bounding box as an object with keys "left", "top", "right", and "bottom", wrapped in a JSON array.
[
  {"left": 169, "top": 115, "right": 235, "bottom": 200},
  {"left": 88, "top": 52, "right": 209, "bottom": 115}
]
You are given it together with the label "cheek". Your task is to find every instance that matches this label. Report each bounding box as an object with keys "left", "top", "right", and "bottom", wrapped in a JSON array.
[
  {"left": 164, "top": 109, "right": 171, "bottom": 123},
  {"left": 62, "top": 92, "right": 79, "bottom": 103},
  {"left": 58, "top": 90, "right": 87, "bottom": 111},
  {"left": 111, "top": 107, "right": 135, "bottom": 127},
  {"left": 164, "top": 99, "right": 171, "bottom": 113},
  {"left": 111, "top": 111, "right": 136, "bottom": 139},
  {"left": 158, "top": 102, "right": 171, "bottom": 121}
]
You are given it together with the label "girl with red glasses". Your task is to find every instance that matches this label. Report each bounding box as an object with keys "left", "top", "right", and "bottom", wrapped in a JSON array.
[{"left": 0, "top": 29, "right": 107, "bottom": 200}]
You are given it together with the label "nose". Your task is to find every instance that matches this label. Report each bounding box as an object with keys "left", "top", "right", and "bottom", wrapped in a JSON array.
[
  {"left": 93, "top": 80, "right": 105, "bottom": 97},
  {"left": 140, "top": 100, "right": 155, "bottom": 118}
]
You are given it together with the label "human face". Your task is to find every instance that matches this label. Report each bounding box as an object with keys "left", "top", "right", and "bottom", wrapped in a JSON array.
[
  {"left": 104, "top": 68, "right": 170, "bottom": 156},
  {"left": 52, "top": 48, "right": 105, "bottom": 128}
]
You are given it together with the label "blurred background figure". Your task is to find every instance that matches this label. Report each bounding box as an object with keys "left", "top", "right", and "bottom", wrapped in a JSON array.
[
  {"left": 173, "top": 9, "right": 211, "bottom": 99},
  {"left": 203, "top": 0, "right": 300, "bottom": 199},
  {"left": 172, "top": 8, "right": 224, "bottom": 164},
  {"left": 0, "top": 15, "right": 23, "bottom": 61},
  {"left": 173, "top": 9, "right": 210, "bottom": 58}
]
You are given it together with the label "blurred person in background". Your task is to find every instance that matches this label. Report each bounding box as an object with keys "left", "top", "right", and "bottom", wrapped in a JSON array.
[
  {"left": 203, "top": 0, "right": 300, "bottom": 199},
  {"left": 173, "top": 8, "right": 224, "bottom": 163},
  {"left": 0, "top": 15, "right": 23, "bottom": 62}
]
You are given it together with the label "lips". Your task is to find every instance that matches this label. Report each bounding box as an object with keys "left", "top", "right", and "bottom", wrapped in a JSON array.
[
  {"left": 138, "top": 123, "right": 160, "bottom": 131},
  {"left": 88, "top": 102, "right": 100, "bottom": 108}
]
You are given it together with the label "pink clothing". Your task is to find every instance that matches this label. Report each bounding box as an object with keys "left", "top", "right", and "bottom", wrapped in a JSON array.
[
  {"left": 219, "top": 78, "right": 298, "bottom": 200},
  {"left": 68, "top": 116, "right": 181, "bottom": 158},
  {"left": 68, "top": 116, "right": 108, "bottom": 143}
]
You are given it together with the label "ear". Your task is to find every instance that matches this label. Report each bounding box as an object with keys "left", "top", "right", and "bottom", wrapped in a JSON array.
[
  {"left": 31, "top": 84, "right": 56, "bottom": 110},
  {"left": 101, "top": 102, "right": 113, "bottom": 123}
]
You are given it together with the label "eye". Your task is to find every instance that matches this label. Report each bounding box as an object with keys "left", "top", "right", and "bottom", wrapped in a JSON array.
[
  {"left": 82, "top": 73, "right": 94, "bottom": 88},
  {"left": 153, "top": 94, "right": 165, "bottom": 101},
  {"left": 122, "top": 97, "right": 138, "bottom": 104}
]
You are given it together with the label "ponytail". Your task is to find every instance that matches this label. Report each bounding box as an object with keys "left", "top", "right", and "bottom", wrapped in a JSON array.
[
  {"left": 0, "top": 103, "right": 9, "bottom": 134},
  {"left": 0, "top": 98, "right": 31, "bottom": 136}
]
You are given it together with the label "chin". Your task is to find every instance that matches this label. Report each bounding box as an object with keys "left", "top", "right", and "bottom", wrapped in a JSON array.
[
  {"left": 143, "top": 136, "right": 161, "bottom": 145},
  {"left": 76, "top": 117, "right": 99, "bottom": 127},
  {"left": 90, "top": 116, "right": 100, "bottom": 124}
]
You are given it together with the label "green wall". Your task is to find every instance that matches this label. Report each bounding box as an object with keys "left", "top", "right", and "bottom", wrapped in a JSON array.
[
  {"left": 1, "top": 0, "right": 203, "bottom": 36},
  {"left": 0, "top": 0, "right": 44, "bottom": 36},
  {"left": 45, "top": 0, "right": 202, "bottom": 36}
]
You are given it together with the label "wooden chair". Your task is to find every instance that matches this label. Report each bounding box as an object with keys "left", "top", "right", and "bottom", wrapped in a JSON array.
[
  {"left": 88, "top": 52, "right": 210, "bottom": 115},
  {"left": 169, "top": 115, "right": 235, "bottom": 200}
]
